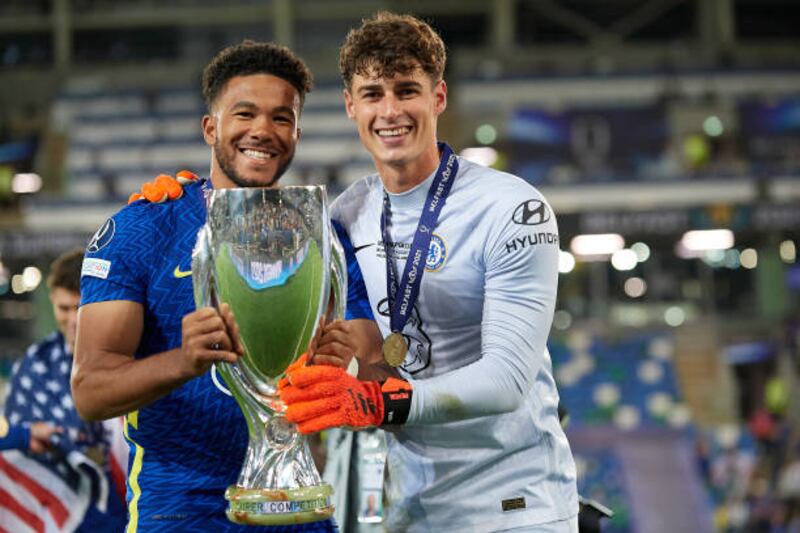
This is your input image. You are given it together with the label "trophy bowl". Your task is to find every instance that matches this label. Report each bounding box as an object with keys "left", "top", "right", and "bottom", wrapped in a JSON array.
[{"left": 193, "top": 186, "right": 346, "bottom": 525}]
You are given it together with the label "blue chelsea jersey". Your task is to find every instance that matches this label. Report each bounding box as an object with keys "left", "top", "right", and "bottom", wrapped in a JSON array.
[{"left": 81, "top": 180, "right": 367, "bottom": 532}]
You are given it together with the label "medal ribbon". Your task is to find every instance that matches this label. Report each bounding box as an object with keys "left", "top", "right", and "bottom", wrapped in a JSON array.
[{"left": 381, "top": 142, "right": 459, "bottom": 335}]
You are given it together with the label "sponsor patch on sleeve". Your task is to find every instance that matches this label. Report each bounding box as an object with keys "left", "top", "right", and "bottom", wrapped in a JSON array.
[{"left": 81, "top": 257, "right": 111, "bottom": 279}]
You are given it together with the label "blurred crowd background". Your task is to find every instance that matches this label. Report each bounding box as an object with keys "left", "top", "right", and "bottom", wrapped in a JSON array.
[{"left": 0, "top": 1, "right": 798, "bottom": 531}]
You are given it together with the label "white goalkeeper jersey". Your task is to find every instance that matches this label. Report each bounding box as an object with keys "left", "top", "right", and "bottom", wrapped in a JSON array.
[{"left": 331, "top": 156, "right": 578, "bottom": 532}]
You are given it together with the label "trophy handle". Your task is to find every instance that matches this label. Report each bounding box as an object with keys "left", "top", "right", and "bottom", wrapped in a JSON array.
[
  {"left": 327, "top": 222, "right": 348, "bottom": 322},
  {"left": 192, "top": 226, "right": 215, "bottom": 309}
]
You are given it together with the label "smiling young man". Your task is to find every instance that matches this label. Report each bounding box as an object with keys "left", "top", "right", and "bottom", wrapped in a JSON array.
[
  {"left": 73, "top": 42, "right": 339, "bottom": 532},
  {"left": 280, "top": 12, "right": 579, "bottom": 532}
]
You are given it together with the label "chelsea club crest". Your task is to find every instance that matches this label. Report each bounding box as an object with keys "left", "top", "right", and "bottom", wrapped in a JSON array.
[{"left": 425, "top": 234, "right": 447, "bottom": 271}]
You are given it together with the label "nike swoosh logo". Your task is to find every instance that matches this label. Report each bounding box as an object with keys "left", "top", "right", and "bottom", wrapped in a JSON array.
[
  {"left": 173, "top": 265, "right": 192, "bottom": 278},
  {"left": 353, "top": 243, "right": 375, "bottom": 254}
]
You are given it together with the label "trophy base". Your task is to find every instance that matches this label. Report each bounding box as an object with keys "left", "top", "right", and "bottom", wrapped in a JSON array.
[{"left": 225, "top": 484, "right": 335, "bottom": 525}]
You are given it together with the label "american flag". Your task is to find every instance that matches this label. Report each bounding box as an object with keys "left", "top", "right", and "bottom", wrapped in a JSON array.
[
  {"left": 0, "top": 449, "right": 97, "bottom": 533},
  {"left": 0, "top": 332, "right": 127, "bottom": 532}
]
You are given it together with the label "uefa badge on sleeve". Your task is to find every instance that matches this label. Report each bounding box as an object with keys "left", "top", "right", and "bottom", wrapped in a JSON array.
[{"left": 87, "top": 218, "right": 116, "bottom": 253}]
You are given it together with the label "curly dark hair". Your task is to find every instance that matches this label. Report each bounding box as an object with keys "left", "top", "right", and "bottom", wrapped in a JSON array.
[
  {"left": 202, "top": 40, "right": 313, "bottom": 111},
  {"left": 339, "top": 11, "right": 446, "bottom": 89},
  {"left": 47, "top": 248, "right": 83, "bottom": 293}
]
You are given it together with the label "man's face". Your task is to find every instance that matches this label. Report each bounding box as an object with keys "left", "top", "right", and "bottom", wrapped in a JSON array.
[
  {"left": 202, "top": 74, "right": 302, "bottom": 188},
  {"left": 50, "top": 287, "right": 80, "bottom": 353},
  {"left": 344, "top": 64, "right": 446, "bottom": 173}
]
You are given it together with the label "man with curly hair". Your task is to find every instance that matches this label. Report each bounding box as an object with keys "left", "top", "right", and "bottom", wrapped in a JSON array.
[
  {"left": 74, "top": 41, "right": 341, "bottom": 532},
  {"left": 280, "top": 12, "right": 579, "bottom": 532}
]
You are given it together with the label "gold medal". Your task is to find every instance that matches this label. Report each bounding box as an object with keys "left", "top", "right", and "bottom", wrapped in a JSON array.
[{"left": 382, "top": 332, "right": 408, "bottom": 367}]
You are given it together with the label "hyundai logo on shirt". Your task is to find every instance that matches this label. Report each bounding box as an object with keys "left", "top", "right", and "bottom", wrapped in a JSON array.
[{"left": 512, "top": 199, "right": 550, "bottom": 226}]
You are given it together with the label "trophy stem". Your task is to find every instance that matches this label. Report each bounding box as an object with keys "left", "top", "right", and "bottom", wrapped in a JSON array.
[
  {"left": 220, "top": 363, "right": 334, "bottom": 525},
  {"left": 225, "top": 426, "right": 335, "bottom": 525}
]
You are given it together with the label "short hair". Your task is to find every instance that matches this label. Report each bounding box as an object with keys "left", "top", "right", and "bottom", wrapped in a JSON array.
[
  {"left": 47, "top": 248, "right": 83, "bottom": 293},
  {"left": 202, "top": 40, "right": 313, "bottom": 111},
  {"left": 339, "top": 11, "right": 446, "bottom": 89}
]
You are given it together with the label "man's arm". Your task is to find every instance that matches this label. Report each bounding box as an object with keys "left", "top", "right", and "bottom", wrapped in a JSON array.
[
  {"left": 72, "top": 300, "right": 241, "bottom": 421},
  {"left": 0, "top": 418, "right": 61, "bottom": 453},
  {"left": 281, "top": 188, "right": 559, "bottom": 432},
  {"left": 403, "top": 194, "right": 559, "bottom": 424},
  {"left": 0, "top": 417, "right": 29, "bottom": 451},
  {"left": 316, "top": 219, "right": 395, "bottom": 379}
]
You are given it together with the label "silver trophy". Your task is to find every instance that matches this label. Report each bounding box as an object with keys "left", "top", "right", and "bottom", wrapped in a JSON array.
[{"left": 192, "top": 186, "right": 346, "bottom": 525}]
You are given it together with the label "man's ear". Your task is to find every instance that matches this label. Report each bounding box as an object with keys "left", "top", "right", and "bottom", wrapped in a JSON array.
[
  {"left": 434, "top": 80, "right": 447, "bottom": 117},
  {"left": 344, "top": 89, "right": 355, "bottom": 119},
  {"left": 201, "top": 114, "right": 215, "bottom": 147}
]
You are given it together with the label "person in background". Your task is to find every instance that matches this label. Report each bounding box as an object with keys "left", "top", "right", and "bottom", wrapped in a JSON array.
[
  {"left": 1, "top": 248, "right": 127, "bottom": 531},
  {"left": 280, "top": 11, "right": 579, "bottom": 533},
  {"left": 73, "top": 40, "right": 373, "bottom": 532}
]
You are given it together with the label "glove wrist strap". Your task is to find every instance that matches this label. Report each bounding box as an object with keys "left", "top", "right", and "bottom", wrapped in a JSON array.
[{"left": 380, "top": 377, "right": 413, "bottom": 425}]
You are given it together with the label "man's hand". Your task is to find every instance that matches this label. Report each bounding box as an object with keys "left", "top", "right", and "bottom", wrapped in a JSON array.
[
  {"left": 279, "top": 364, "right": 413, "bottom": 434},
  {"left": 179, "top": 304, "right": 243, "bottom": 378},
  {"left": 311, "top": 319, "right": 399, "bottom": 381},
  {"left": 128, "top": 170, "right": 199, "bottom": 204},
  {"left": 74, "top": 300, "right": 244, "bottom": 421},
  {"left": 28, "top": 422, "right": 62, "bottom": 454}
]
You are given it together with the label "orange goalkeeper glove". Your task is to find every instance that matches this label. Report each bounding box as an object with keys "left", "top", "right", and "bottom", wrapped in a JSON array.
[
  {"left": 128, "top": 170, "right": 199, "bottom": 205},
  {"left": 279, "top": 364, "right": 413, "bottom": 434}
]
